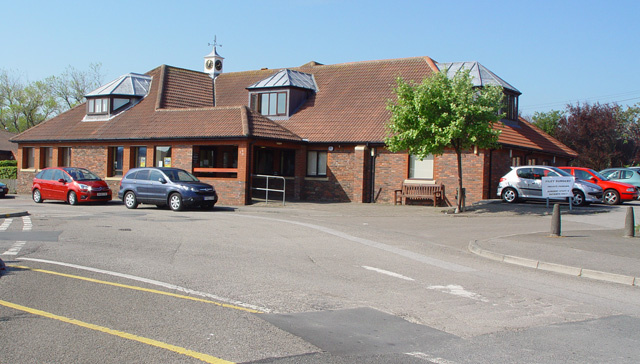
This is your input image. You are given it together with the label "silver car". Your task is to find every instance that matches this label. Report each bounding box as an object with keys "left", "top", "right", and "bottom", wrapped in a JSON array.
[{"left": 497, "top": 166, "right": 603, "bottom": 206}]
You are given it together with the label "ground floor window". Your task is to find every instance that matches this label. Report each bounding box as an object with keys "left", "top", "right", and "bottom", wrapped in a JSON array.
[
  {"left": 409, "top": 154, "right": 434, "bottom": 179},
  {"left": 155, "top": 146, "right": 171, "bottom": 167},
  {"left": 192, "top": 145, "right": 238, "bottom": 178},
  {"left": 22, "top": 147, "right": 34, "bottom": 169},
  {"left": 133, "top": 146, "right": 147, "bottom": 167},
  {"left": 109, "top": 146, "right": 124, "bottom": 177},
  {"left": 41, "top": 147, "right": 54, "bottom": 168},
  {"left": 254, "top": 148, "right": 296, "bottom": 176},
  {"left": 307, "top": 150, "right": 327, "bottom": 177},
  {"left": 511, "top": 156, "right": 521, "bottom": 167},
  {"left": 59, "top": 147, "right": 72, "bottom": 166}
]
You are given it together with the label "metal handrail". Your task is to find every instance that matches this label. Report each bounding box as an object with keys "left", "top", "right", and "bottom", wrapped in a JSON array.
[{"left": 251, "top": 174, "right": 286, "bottom": 205}]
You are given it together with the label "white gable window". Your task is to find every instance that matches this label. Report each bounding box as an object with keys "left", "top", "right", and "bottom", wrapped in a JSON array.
[{"left": 409, "top": 154, "right": 434, "bottom": 179}]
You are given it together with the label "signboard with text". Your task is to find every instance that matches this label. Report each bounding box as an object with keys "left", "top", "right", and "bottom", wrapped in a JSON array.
[{"left": 541, "top": 177, "right": 574, "bottom": 198}]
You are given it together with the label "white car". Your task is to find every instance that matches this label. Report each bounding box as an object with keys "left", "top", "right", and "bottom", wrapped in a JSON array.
[{"left": 497, "top": 166, "right": 603, "bottom": 206}]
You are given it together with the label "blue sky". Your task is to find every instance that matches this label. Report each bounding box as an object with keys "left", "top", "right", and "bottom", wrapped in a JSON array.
[{"left": 2, "top": 0, "right": 639, "bottom": 116}]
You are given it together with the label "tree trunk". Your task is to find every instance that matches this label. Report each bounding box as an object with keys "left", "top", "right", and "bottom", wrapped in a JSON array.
[{"left": 455, "top": 149, "right": 464, "bottom": 213}]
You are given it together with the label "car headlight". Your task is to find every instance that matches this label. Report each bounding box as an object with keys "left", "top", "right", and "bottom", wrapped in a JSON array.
[
  {"left": 627, "top": 188, "right": 636, "bottom": 192},
  {"left": 78, "top": 183, "right": 91, "bottom": 191}
]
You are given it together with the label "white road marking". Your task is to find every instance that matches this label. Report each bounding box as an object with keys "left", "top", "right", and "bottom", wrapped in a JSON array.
[
  {"left": 22, "top": 216, "right": 32, "bottom": 231},
  {"left": 3, "top": 241, "right": 26, "bottom": 255},
  {"left": 1, "top": 217, "right": 33, "bottom": 255},
  {"left": 240, "top": 215, "right": 475, "bottom": 273},
  {"left": 427, "top": 284, "right": 488, "bottom": 302},
  {"left": 406, "top": 352, "right": 458, "bottom": 363},
  {"left": 18, "top": 257, "right": 272, "bottom": 313},
  {"left": 0, "top": 218, "right": 13, "bottom": 231},
  {"left": 362, "top": 266, "right": 415, "bottom": 281}
]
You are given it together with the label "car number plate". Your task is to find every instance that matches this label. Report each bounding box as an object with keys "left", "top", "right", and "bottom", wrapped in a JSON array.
[
  {"left": 97, "top": 192, "right": 108, "bottom": 196},
  {"left": 204, "top": 196, "right": 215, "bottom": 201}
]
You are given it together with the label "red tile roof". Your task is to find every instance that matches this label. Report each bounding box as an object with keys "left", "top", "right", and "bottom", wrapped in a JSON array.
[
  {"left": 0, "top": 130, "right": 17, "bottom": 153},
  {"left": 11, "top": 66, "right": 300, "bottom": 142},
  {"left": 497, "top": 117, "right": 577, "bottom": 157},
  {"left": 10, "top": 57, "right": 576, "bottom": 158}
]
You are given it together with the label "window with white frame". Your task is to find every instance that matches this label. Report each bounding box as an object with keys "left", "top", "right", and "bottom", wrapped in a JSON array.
[
  {"left": 307, "top": 151, "right": 327, "bottom": 176},
  {"left": 409, "top": 154, "right": 434, "bottom": 179}
]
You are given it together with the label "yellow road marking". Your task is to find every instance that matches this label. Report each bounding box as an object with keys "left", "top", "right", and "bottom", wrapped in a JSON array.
[
  {"left": 0, "top": 299, "right": 234, "bottom": 364},
  {"left": 9, "top": 265, "right": 261, "bottom": 314}
]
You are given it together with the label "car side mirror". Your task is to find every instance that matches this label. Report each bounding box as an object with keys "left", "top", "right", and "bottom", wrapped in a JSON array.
[
  {"left": 159, "top": 177, "right": 167, "bottom": 184},
  {"left": 590, "top": 177, "right": 598, "bottom": 183},
  {"left": 58, "top": 178, "right": 66, "bottom": 184}
]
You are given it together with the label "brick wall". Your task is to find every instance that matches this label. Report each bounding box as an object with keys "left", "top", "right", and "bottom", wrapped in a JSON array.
[
  {"left": 373, "top": 150, "right": 406, "bottom": 204},
  {"left": 302, "top": 146, "right": 353, "bottom": 202}
]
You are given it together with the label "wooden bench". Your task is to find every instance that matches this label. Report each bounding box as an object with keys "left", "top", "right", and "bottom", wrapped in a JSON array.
[{"left": 394, "top": 182, "right": 444, "bottom": 206}]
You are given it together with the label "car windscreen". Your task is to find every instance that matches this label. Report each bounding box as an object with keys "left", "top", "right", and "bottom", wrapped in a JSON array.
[
  {"left": 164, "top": 169, "right": 200, "bottom": 183},
  {"left": 65, "top": 168, "right": 100, "bottom": 181},
  {"left": 588, "top": 169, "right": 609, "bottom": 180},
  {"left": 548, "top": 167, "right": 572, "bottom": 177}
]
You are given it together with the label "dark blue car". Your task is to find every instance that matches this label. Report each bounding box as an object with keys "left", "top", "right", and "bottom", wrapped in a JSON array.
[{"left": 118, "top": 167, "right": 218, "bottom": 211}]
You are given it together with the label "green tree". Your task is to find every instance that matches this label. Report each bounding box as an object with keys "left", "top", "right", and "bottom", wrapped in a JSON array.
[
  {"left": 385, "top": 69, "right": 505, "bottom": 213},
  {"left": 0, "top": 64, "right": 103, "bottom": 133},
  {"left": 0, "top": 71, "right": 58, "bottom": 132},
  {"left": 530, "top": 109, "right": 565, "bottom": 137}
]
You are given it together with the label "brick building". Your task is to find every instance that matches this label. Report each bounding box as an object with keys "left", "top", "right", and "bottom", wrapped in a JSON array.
[{"left": 10, "top": 47, "right": 577, "bottom": 206}]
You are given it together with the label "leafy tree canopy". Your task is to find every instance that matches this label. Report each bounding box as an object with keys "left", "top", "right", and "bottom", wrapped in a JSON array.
[
  {"left": 385, "top": 69, "right": 504, "bottom": 212},
  {"left": 556, "top": 102, "right": 623, "bottom": 171},
  {"left": 530, "top": 109, "right": 565, "bottom": 137},
  {"left": 0, "top": 63, "right": 103, "bottom": 133}
]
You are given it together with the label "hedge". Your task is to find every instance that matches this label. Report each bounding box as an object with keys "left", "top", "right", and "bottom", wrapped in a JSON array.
[
  {"left": 0, "top": 166, "right": 17, "bottom": 179},
  {"left": 0, "top": 160, "right": 17, "bottom": 167}
]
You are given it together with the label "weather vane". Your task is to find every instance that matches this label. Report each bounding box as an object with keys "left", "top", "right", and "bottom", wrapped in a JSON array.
[{"left": 208, "top": 35, "right": 222, "bottom": 49}]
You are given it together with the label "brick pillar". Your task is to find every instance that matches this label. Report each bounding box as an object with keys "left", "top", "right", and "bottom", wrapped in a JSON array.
[
  {"left": 353, "top": 145, "right": 368, "bottom": 203},
  {"left": 238, "top": 141, "right": 250, "bottom": 205}
]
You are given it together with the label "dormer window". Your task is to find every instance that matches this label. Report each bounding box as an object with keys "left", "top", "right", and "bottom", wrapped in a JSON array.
[
  {"left": 247, "top": 69, "right": 317, "bottom": 119},
  {"left": 83, "top": 73, "right": 152, "bottom": 122},
  {"left": 87, "top": 98, "right": 109, "bottom": 114},
  {"left": 250, "top": 91, "right": 287, "bottom": 116},
  {"left": 503, "top": 92, "right": 519, "bottom": 121}
]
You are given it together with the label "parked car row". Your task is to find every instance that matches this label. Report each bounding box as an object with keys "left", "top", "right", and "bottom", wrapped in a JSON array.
[
  {"left": 30, "top": 167, "right": 217, "bottom": 212},
  {"left": 498, "top": 165, "right": 640, "bottom": 206}
]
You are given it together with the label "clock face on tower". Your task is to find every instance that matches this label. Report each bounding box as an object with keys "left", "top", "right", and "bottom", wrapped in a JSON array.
[
  {"left": 205, "top": 60, "right": 214, "bottom": 70},
  {"left": 215, "top": 59, "right": 223, "bottom": 71}
]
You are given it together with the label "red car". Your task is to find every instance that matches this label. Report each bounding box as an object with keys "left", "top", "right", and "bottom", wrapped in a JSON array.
[
  {"left": 32, "top": 167, "right": 112, "bottom": 205},
  {"left": 559, "top": 167, "right": 638, "bottom": 205}
]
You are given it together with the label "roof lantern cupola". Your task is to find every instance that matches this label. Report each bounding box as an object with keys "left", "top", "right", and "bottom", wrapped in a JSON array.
[{"left": 204, "top": 36, "right": 224, "bottom": 78}]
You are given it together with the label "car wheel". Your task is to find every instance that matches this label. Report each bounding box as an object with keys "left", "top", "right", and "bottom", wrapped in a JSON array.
[
  {"left": 33, "top": 189, "right": 43, "bottom": 203},
  {"left": 124, "top": 191, "right": 138, "bottom": 209},
  {"left": 169, "top": 193, "right": 183, "bottom": 211},
  {"left": 603, "top": 189, "right": 621, "bottom": 205},
  {"left": 501, "top": 188, "right": 518, "bottom": 203},
  {"left": 68, "top": 191, "right": 78, "bottom": 205},
  {"left": 572, "top": 190, "right": 586, "bottom": 206}
]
